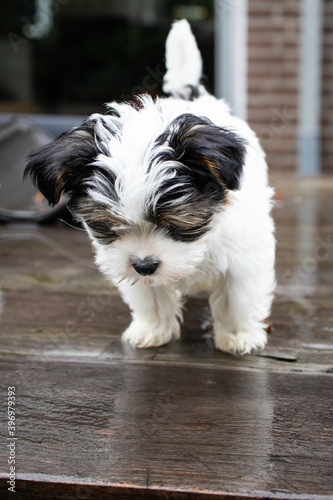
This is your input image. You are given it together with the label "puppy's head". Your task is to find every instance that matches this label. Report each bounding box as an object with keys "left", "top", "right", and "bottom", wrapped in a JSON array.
[{"left": 24, "top": 102, "right": 246, "bottom": 286}]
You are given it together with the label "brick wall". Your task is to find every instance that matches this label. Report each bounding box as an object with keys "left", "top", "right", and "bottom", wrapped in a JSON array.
[
  {"left": 247, "top": 0, "right": 333, "bottom": 174},
  {"left": 247, "top": 0, "right": 301, "bottom": 173},
  {"left": 321, "top": 0, "right": 333, "bottom": 173}
]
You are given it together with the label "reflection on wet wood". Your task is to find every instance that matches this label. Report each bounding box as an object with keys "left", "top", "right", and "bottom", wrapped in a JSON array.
[
  {"left": 0, "top": 359, "right": 333, "bottom": 499},
  {"left": 0, "top": 176, "right": 333, "bottom": 498}
]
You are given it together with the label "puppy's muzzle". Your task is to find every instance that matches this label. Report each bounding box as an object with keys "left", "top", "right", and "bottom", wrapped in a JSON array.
[{"left": 131, "top": 256, "right": 160, "bottom": 276}]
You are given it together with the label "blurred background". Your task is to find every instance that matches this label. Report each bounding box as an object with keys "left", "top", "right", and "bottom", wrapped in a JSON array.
[{"left": 0, "top": 0, "right": 332, "bottom": 216}]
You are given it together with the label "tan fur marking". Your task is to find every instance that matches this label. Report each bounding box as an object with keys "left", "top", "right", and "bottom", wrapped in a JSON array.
[
  {"left": 200, "top": 156, "right": 227, "bottom": 189},
  {"left": 54, "top": 166, "right": 68, "bottom": 203}
]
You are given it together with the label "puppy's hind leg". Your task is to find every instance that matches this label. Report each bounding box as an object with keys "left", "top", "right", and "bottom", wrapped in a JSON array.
[{"left": 119, "top": 282, "right": 183, "bottom": 348}]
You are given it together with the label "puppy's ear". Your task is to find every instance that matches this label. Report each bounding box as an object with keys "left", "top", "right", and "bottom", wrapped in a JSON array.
[
  {"left": 156, "top": 113, "right": 247, "bottom": 191},
  {"left": 24, "top": 113, "right": 120, "bottom": 206}
]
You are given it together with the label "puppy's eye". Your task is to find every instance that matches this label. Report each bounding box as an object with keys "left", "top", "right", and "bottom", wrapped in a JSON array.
[
  {"left": 165, "top": 224, "right": 182, "bottom": 241},
  {"left": 163, "top": 222, "right": 210, "bottom": 243},
  {"left": 86, "top": 221, "right": 119, "bottom": 245},
  {"left": 164, "top": 224, "right": 196, "bottom": 242}
]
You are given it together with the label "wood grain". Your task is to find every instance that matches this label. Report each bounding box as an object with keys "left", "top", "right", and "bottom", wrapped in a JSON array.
[{"left": 0, "top": 359, "right": 333, "bottom": 499}]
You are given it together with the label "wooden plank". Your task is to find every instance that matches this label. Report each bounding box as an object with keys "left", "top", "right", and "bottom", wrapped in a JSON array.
[
  {"left": 0, "top": 359, "right": 332, "bottom": 498},
  {"left": 1, "top": 287, "right": 333, "bottom": 372}
]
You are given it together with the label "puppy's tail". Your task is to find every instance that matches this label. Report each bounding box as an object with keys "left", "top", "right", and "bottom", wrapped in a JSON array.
[{"left": 163, "top": 19, "right": 206, "bottom": 100}]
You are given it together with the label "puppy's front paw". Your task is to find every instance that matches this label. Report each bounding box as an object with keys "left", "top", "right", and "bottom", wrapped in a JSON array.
[
  {"left": 214, "top": 327, "right": 267, "bottom": 355},
  {"left": 122, "top": 319, "right": 180, "bottom": 348}
]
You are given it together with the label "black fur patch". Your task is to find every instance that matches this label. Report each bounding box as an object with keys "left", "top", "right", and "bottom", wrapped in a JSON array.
[
  {"left": 70, "top": 199, "right": 121, "bottom": 245},
  {"left": 186, "top": 85, "right": 200, "bottom": 101},
  {"left": 24, "top": 114, "right": 119, "bottom": 206},
  {"left": 68, "top": 169, "right": 123, "bottom": 245},
  {"left": 147, "top": 113, "right": 247, "bottom": 242},
  {"left": 146, "top": 165, "right": 224, "bottom": 242},
  {"left": 152, "top": 113, "right": 246, "bottom": 190}
]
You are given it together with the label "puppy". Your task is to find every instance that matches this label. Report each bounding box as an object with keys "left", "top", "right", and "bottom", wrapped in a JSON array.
[{"left": 25, "top": 20, "right": 276, "bottom": 355}]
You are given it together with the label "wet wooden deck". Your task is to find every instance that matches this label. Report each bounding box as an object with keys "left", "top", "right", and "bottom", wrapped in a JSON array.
[{"left": 0, "top": 175, "right": 332, "bottom": 499}]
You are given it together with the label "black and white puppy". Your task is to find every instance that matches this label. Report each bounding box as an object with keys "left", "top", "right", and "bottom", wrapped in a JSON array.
[{"left": 25, "top": 20, "right": 275, "bottom": 355}]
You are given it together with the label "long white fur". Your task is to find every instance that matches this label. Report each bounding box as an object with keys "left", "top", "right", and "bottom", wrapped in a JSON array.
[
  {"left": 163, "top": 19, "right": 205, "bottom": 99},
  {"left": 85, "top": 21, "right": 276, "bottom": 355}
]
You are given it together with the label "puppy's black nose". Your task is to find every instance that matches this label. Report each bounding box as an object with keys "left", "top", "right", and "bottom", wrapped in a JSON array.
[{"left": 132, "top": 256, "right": 160, "bottom": 276}]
